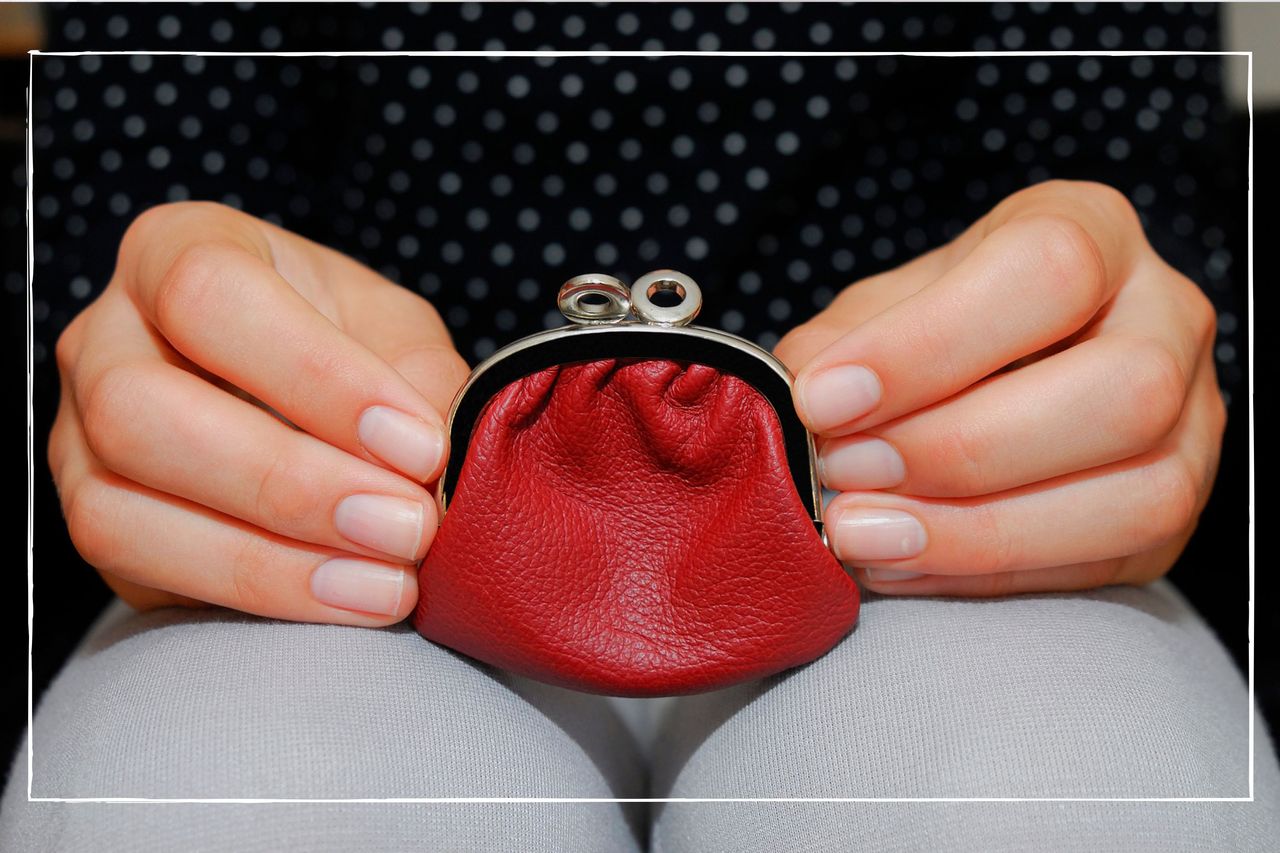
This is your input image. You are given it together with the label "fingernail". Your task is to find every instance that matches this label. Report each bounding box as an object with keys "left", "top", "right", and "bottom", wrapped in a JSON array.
[
  {"left": 311, "top": 558, "right": 406, "bottom": 616},
  {"left": 334, "top": 494, "right": 425, "bottom": 561},
  {"left": 819, "top": 437, "right": 905, "bottom": 490},
  {"left": 864, "top": 567, "right": 927, "bottom": 582},
  {"left": 358, "top": 406, "right": 445, "bottom": 482},
  {"left": 830, "top": 508, "right": 927, "bottom": 562},
  {"left": 797, "top": 365, "right": 882, "bottom": 433}
]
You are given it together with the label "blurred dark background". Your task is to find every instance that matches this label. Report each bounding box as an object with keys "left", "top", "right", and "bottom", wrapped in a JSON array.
[{"left": 2, "top": 2, "right": 1273, "bottom": 772}]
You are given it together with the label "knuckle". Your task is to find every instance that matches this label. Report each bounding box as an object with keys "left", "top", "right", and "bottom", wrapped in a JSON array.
[
  {"left": 121, "top": 201, "right": 230, "bottom": 253},
  {"left": 252, "top": 444, "right": 322, "bottom": 535},
  {"left": 119, "top": 202, "right": 185, "bottom": 258},
  {"left": 1184, "top": 282, "right": 1219, "bottom": 344},
  {"left": 78, "top": 362, "right": 152, "bottom": 464},
  {"left": 931, "top": 422, "right": 992, "bottom": 495},
  {"left": 1014, "top": 213, "right": 1109, "bottom": 321},
  {"left": 1107, "top": 337, "right": 1187, "bottom": 451},
  {"left": 1066, "top": 180, "right": 1137, "bottom": 222},
  {"left": 226, "top": 536, "right": 290, "bottom": 615},
  {"left": 1137, "top": 457, "right": 1201, "bottom": 548},
  {"left": 63, "top": 478, "right": 118, "bottom": 569},
  {"left": 968, "top": 503, "right": 1018, "bottom": 574},
  {"left": 54, "top": 312, "right": 87, "bottom": 374},
  {"left": 151, "top": 242, "right": 230, "bottom": 336}
]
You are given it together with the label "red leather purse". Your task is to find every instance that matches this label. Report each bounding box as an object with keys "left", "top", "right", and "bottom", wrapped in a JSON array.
[{"left": 413, "top": 271, "right": 860, "bottom": 696}]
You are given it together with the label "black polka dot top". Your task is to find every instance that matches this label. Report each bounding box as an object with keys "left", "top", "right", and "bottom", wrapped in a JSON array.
[{"left": 19, "top": 3, "right": 1246, "bottom": 414}]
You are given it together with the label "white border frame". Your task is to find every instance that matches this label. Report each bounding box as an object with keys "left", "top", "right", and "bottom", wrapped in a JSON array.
[{"left": 25, "top": 48, "right": 1255, "bottom": 805}]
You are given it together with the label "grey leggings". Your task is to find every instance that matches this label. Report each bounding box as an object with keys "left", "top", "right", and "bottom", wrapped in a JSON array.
[{"left": 3, "top": 580, "right": 1277, "bottom": 851}]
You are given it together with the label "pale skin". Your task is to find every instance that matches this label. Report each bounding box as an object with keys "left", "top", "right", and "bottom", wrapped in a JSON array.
[{"left": 50, "top": 181, "right": 1226, "bottom": 625}]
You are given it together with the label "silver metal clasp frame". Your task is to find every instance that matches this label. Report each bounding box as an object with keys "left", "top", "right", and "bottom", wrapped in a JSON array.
[
  {"left": 440, "top": 269, "right": 826, "bottom": 539},
  {"left": 556, "top": 270, "right": 703, "bottom": 328}
]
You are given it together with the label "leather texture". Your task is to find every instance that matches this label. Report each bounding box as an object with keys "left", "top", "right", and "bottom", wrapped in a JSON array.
[{"left": 414, "top": 358, "right": 860, "bottom": 696}]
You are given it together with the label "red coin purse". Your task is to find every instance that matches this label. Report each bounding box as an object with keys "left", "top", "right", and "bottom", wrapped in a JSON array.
[{"left": 413, "top": 271, "right": 860, "bottom": 696}]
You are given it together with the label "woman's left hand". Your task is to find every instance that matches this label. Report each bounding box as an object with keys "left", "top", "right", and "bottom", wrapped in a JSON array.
[{"left": 776, "top": 180, "right": 1226, "bottom": 596}]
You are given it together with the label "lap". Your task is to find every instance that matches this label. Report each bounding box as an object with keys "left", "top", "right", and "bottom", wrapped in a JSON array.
[
  {"left": 2, "top": 600, "right": 645, "bottom": 851},
  {"left": 652, "top": 580, "right": 1280, "bottom": 851},
  {"left": 6, "top": 581, "right": 1276, "bottom": 851}
]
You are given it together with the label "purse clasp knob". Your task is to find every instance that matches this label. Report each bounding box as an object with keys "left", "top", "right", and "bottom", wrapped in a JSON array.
[{"left": 557, "top": 269, "right": 703, "bottom": 328}]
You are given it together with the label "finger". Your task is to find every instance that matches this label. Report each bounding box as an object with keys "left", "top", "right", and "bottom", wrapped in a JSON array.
[
  {"left": 791, "top": 181, "right": 1143, "bottom": 436},
  {"left": 850, "top": 512, "right": 1202, "bottom": 597},
  {"left": 119, "top": 202, "right": 450, "bottom": 482},
  {"left": 820, "top": 267, "right": 1209, "bottom": 497},
  {"left": 54, "top": 394, "right": 416, "bottom": 625},
  {"left": 774, "top": 237, "right": 975, "bottom": 374},
  {"left": 73, "top": 348, "right": 436, "bottom": 563},
  {"left": 335, "top": 279, "right": 472, "bottom": 423},
  {"left": 824, "top": 351, "right": 1224, "bottom": 577}
]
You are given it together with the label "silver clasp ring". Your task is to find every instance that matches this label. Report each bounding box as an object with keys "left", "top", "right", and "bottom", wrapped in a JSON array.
[
  {"left": 630, "top": 270, "right": 702, "bottom": 327},
  {"left": 557, "top": 274, "right": 632, "bottom": 325}
]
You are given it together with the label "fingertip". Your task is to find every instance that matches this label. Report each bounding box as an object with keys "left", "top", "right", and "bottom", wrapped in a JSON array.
[
  {"left": 357, "top": 405, "right": 447, "bottom": 483},
  {"left": 794, "top": 363, "right": 884, "bottom": 436},
  {"left": 310, "top": 557, "right": 416, "bottom": 624}
]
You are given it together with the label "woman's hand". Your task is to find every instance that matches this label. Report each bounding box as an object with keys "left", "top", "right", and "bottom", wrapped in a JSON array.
[
  {"left": 50, "top": 202, "right": 470, "bottom": 625},
  {"left": 777, "top": 180, "right": 1225, "bottom": 596}
]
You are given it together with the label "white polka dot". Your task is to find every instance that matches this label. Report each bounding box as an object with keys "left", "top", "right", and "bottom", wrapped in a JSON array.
[
  {"left": 439, "top": 173, "right": 462, "bottom": 195},
  {"left": 517, "top": 209, "right": 541, "bottom": 231},
  {"left": 561, "top": 74, "right": 583, "bottom": 97},
  {"left": 596, "top": 243, "right": 618, "bottom": 265},
  {"left": 507, "top": 75, "right": 530, "bottom": 98}
]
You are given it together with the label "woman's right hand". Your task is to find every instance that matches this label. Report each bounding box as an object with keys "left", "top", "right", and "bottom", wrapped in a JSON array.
[{"left": 50, "top": 202, "right": 470, "bottom": 626}]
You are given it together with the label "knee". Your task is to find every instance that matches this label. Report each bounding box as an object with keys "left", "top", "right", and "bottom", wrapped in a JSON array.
[
  {"left": 654, "top": 582, "right": 1252, "bottom": 801},
  {"left": 24, "top": 603, "right": 644, "bottom": 804}
]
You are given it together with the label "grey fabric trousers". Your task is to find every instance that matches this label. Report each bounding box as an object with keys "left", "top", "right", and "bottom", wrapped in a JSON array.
[{"left": 4, "top": 580, "right": 1277, "bottom": 852}]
